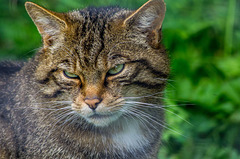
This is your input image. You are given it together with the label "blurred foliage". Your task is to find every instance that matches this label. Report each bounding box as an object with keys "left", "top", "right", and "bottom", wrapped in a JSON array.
[{"left": 0, "top": 0, "right": 240, "bottom": 158}]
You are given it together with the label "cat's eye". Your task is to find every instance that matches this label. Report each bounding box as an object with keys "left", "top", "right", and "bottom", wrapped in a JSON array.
[
  {"left": 107, "top": 64, "right": 125, "bottom": 75},
  {"left": 63, "top": 71, "right": 79, "bottom": 79}
]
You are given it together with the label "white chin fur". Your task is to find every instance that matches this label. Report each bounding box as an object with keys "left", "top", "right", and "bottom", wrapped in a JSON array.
[
  {"left": 85, "top": 112, "right": 122, "bottom": 127},
  {"left": 112, "top": 119, "right": 150, "bottom": 153}
]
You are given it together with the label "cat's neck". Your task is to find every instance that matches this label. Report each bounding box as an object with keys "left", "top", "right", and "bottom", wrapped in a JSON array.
[
  {"left": 111, "top": 119, "right": 150, "bottom": 153},
  {"left": 81, "top": 117, "right": 155, "bottom": 158}
]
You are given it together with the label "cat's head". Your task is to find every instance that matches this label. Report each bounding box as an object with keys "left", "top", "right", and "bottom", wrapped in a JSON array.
[{"left": 25, "top": 0, "right": 169, "bottom": 127}]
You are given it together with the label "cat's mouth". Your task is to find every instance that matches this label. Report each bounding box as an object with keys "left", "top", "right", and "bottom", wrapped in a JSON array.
[
  {"left": 89, "top": 113, "right": 114, "bottom": 119},
  {"left": 85, "top": 112, "right": 122, "bottom": 127}
]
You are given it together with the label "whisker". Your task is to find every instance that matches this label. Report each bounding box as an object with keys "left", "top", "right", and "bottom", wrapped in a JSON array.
[
  {"left": 126, "top": 102, "right": 185, "bottom": 109},
  {"left": 33, "top": 101, "right": 72, "bottom": 105},
  {"left": 125, "top": 100, "right": 192, "bottom": 126},
  {"left": 128, "top": 106, "right": 166, "bottom": 126},
  {"left": 58, "top": 112, "right": 77, "bottom": 130},
  {"left": 39, "top": 106, "right": 71, "bottom": 124},
  {"left": 163, "top": 107, "right": 192, "bottom": 126},
  {"left": 15, "top": 103, "right": 72, "bottom": 113},
  {"left": 121, "top": 108, "right": 159, "bottom": 135},
  {"left": 30, "top": 87, "right": 46, "bottom": 98},
  {"left": 123, "top": 108, "right": 164, "bottom": 135},
  {"left": 127, "top": 106, "right": 186, "bottom": 137},
  {"left": 18, "top": 107, "right": 61, "bottom": 111},
  {"left": 46, "top": 110, "right": 74, "bottom": 137}
]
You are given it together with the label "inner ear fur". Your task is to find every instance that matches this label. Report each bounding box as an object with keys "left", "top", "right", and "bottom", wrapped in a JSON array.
[
  {"left": 25, "top": 2, "right": 67, "bottom": 47},
  {"left": 123, "top": 0, "right": 166, "bottom": 49}
]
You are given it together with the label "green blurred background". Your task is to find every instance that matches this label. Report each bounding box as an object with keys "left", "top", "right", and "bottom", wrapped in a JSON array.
[{"left": 0, "top": 0, "right": 240, "bottom": 158}]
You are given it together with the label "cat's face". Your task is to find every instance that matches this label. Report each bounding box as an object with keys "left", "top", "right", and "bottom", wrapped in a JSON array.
[{"left": 26, "top": 0, "right": 169, "bottom": 127}]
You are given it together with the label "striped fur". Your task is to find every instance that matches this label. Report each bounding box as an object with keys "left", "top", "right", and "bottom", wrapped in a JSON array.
[{"left": 0, "top": 0, "right": 169, "bottom": 158}]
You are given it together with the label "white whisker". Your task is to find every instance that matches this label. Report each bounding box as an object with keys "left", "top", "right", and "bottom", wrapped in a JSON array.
[
  {"left": 127, "top": 106, "right": 185, "bottom": 137},
  {"left": 125, "top": 100, "right": 192, "bottom": 126}
]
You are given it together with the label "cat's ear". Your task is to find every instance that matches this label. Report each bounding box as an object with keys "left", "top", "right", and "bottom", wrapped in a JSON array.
[
  {"left": 25, "top": 2, "right": 67, "bottom": 46},
  {"left": 123, "top": 0, "right": 166, "bottom": 49}
]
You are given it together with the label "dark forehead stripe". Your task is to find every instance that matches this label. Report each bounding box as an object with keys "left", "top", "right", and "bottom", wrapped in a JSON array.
[
  {"left": 131, "top": 59, "right": 168, "bottom": 78},
  {"left": 74, "top": 7, "right": 124, "bottom": 68}
]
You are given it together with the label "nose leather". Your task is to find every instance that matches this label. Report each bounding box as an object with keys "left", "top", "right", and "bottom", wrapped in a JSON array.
[{"left": 84, "top": 97, "right": 101, "bottom": 110}]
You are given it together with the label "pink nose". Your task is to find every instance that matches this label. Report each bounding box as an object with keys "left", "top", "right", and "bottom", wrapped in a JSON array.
[{"left": 84, "top": 97, "right": 101, "bottom": 110}]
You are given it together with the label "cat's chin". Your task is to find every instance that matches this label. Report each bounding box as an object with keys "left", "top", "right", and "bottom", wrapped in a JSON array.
[{"left": 85, "top": 112, "right": 122, "bottom": 127}]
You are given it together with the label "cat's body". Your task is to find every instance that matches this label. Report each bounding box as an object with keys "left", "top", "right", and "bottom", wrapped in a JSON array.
[{"left": 0, "top": 0, "right": 169, "bottom": 158}]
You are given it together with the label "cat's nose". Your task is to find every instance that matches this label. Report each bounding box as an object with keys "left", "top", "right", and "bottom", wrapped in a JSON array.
[{"left": 84, "top": 97, "right": 102, "bottom": 110}]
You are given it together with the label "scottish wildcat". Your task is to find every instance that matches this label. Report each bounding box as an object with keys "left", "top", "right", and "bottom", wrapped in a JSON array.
[{"left": 0, "top": 0, "right": 169, "bottom": 158}]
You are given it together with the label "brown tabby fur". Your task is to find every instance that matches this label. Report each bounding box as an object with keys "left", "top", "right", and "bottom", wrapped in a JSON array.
[{"left": 0, "top": 0, "right": 169, "bottom": 158}]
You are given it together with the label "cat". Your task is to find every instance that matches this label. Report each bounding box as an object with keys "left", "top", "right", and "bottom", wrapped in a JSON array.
[{"left": 0, "top": 0, "right": 169, "bottom": 158}]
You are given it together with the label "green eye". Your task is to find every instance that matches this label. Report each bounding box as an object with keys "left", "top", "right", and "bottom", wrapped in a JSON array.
[
  {"left": 108, "top": 64, "right": 125, "bottom": 75},
  {"left": 63, "top": 71, "right": 79, "bottom": 79}
]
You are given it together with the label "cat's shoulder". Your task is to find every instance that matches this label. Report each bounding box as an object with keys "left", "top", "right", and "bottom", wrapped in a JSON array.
[
  {"left": 0, "top": 61, "right": 24, "bottom": 75},
  {"left": 0, "top": 61, "right": 24, "bottom": 87}
]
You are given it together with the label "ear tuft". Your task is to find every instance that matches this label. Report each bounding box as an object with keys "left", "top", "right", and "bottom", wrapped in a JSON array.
[{"left": 123, "top": 0, "right": 166, "bottom": 48}]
